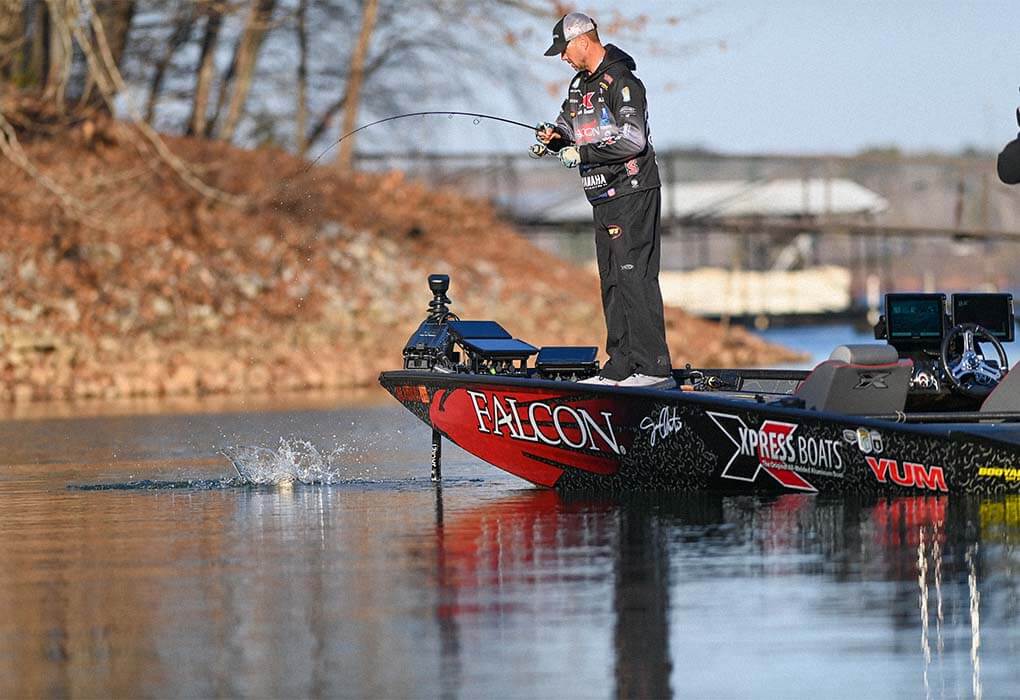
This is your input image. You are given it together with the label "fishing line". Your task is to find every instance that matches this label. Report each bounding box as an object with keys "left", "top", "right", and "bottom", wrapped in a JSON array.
[{"left": 305, "top": 111, "right": 536, "bottom": 169}]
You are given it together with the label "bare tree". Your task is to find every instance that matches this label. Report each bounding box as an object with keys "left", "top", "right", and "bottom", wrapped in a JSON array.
[
  {"left": 42, "top": 0, "right": 75, "bottom": 107},
  {"left": 335, "top": 0, "right": 377, "bottom": 170},
  {"left": 188, "top": 1, "right": 224, "bottom": 136},
  {"left": 80, "top": 0, "right": 137, "bottom": 107},
  {"left": 294, "top": 0, "right": 308, "bottom": 154},
  {"left": 0, "top": 0, "right": 23, "bottom": 80},
  {"left": 25, "top": 1, "right": 50, "bottom": 89},
  {"left": 144, "top": 2, "right": 198, "bottom": 123},
  {"left": 216, "top": 0, "right": 277, "bottom": 141}
]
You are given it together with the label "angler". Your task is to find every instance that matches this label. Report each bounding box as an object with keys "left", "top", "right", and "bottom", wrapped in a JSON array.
[{"left": 535, "top": 12, "right": 674, "bottom": 390}]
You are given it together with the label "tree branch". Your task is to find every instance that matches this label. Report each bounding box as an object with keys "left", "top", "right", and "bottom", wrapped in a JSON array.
[{"left": 73, "top": 0, "right": 246, "bottom": 206}]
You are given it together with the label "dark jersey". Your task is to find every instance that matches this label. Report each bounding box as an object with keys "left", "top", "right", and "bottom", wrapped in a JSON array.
[
  {"left": 549, "top": 45, "right": 661, "bottom": 205},
  {"left": 999, "top": 135, "right": 1020, "bottom": 185}
]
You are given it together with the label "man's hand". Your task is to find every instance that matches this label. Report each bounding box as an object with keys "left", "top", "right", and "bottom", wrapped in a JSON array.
[
  {"left": 535, "top": 122, "right": 560, "bottom": 145},
  {"left": 558, "top": 146, "right": 580, "bottom": 168}
]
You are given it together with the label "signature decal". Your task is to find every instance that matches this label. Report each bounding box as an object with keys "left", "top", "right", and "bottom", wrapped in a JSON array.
[{"left": 640, "top": 407, "right": 683, "bottom": 447}]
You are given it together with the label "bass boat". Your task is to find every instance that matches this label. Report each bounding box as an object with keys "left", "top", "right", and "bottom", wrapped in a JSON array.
[{"left": 380, "top": 275, "right": 1020, "bottom": 495}]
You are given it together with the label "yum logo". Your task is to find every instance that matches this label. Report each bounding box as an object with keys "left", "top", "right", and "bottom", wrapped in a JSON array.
[
  {"left": 466, "top": 390, "right": 622, "bottom": 455},
  {"left": 865, "top": 457, "right": 948, "bottom": 492}
]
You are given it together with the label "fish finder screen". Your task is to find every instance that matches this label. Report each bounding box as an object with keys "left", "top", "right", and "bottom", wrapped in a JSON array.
[
  {"left": 952, "top": 294, "right": 1015, "bottom": 341},
  {"left": 886, "top": 295, "right": 946, "bottom": 342}
]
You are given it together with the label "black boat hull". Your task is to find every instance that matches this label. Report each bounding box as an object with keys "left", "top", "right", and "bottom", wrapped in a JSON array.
[{"left": 380, "top": 370, "right": 1020, "bottom": 495}]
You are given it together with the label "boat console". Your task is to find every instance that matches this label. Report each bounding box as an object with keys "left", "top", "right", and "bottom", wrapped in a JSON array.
[{"left": 875, "top": 291, "right": 1014, "bottom": 409}]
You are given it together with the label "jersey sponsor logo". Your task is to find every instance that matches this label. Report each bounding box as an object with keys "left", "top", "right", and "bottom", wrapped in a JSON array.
[
  {"left": 581, "top": 91, "right": 595, "bottom": 110},
  {"left": 607, "top": 224, "right": 623, "bottom": 238},
  {"left": 576, "top": 122, "right": 604, "bottom": 144},
  {"left": 604, "top": 74, "right": 613, "bottom": 84},
  {"left": 582, "top": 173, "right": 607, "bottom": 189},
  {"left": 865, "top": 456, "right": 948, "bottom": 492},
  {"left": 621, "top": 86, "right": 631, "bottom": 102},
  {"left": 625, "top": 159, "right": 639, "bottom": 176}
]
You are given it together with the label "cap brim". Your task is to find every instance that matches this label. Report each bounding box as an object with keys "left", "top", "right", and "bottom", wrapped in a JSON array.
[{"left": 544, "top": 41, "right": 564, "bottom": 56}]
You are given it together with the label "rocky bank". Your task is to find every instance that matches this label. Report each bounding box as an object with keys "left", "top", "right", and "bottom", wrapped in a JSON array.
[{"left": 0, "top": 115, "right": 799, "bottom": 403}]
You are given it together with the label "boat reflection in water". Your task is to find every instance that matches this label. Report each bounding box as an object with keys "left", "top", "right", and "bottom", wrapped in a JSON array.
[{"left": 420, "top": 489, "right": 1020, "bottom": 697}]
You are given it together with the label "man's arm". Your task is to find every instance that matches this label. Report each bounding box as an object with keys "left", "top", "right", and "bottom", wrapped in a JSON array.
[{"left": 579, "top": 76, "right": 649, "bottom": 165}]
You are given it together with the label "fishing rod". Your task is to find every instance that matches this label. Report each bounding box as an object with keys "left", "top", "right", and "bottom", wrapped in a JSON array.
[{"left": 307, "top": 111, "right": 551, "bottom": 169}]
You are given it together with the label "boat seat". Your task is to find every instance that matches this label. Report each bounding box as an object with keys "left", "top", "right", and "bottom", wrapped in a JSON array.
[
  {"left": 980, "top": 361, "right": 1020, "bottom": 412},
  {"left": 794, "top": 344, "right": 913, "bottom": 415}
]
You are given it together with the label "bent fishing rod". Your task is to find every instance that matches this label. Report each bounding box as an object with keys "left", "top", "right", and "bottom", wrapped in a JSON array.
[{"left": 306, "top": 111, "right": 556, "bottom": 169}]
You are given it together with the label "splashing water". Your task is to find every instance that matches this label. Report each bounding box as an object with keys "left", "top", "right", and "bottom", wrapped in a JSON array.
[{"left": 222, "top": 437, "right": 379, "bottom": 485}]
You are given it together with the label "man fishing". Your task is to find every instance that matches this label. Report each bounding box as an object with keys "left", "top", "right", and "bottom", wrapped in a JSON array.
[{"left": 536, "top": 12, "right": 674, "bottom": 389}]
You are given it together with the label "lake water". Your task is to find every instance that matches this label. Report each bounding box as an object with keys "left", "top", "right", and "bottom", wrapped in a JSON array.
[{"left": 2, "top": 325, "right": 1019, "bottom": 698}]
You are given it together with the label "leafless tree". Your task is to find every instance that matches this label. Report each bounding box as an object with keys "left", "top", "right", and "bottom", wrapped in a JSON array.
[
  {"left": 2, "top": 0, "right": 696, "bottom": 170},
  {"left": 334, "top": 0, "right": 376, "bottom": 170},
  {"left": 216, "top": 0, "right": 276, "bottom": 140}
]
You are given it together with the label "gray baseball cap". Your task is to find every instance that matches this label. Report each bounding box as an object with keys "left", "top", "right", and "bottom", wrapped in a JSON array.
[{"left": 544, "top": 12, "right": 597, "bottom": 56}]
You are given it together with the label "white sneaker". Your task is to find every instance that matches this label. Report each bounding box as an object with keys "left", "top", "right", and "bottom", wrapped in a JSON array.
[
  {"left": 617, "top": 373, "right": 677, "bottom": 389},
  {"left": 578, "top": 375, "right": 619, "bottom": 386}
]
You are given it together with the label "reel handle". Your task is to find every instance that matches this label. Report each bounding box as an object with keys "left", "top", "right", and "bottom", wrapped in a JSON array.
[{"left": 528, "top": 143, "right": 549, "bottom": 159}]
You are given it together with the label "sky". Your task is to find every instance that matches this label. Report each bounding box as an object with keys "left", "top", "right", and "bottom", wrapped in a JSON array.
[{"left": 414, "top": 0, "right": 1020, "bottom": 156}]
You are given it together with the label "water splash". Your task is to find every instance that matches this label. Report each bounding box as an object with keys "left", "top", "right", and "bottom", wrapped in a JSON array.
[{"left": 222, "top": 437, "right": 376, "bottom": 486}]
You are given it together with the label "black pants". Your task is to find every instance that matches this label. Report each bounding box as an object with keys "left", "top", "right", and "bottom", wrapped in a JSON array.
[{"left": 592, "top": 188, "right": 672, "bottom": 381}]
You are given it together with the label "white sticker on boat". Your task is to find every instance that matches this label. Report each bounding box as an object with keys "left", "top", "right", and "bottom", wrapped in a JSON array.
[
  {"left": 843, "top": 427, "right": 884, "bottom": 454},
  {"left": 707, "top": 411, "right": 844, "bottom": 490}
]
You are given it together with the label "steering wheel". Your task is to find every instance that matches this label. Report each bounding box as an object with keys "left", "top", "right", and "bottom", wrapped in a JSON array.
[{"left": 939, "top": 323, "right": 1009, "bottom": 398}]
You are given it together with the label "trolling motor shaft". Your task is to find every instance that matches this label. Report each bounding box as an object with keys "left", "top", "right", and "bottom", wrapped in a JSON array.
[{"left": 431, "top": 428, "right": 442, "bottom": 483}]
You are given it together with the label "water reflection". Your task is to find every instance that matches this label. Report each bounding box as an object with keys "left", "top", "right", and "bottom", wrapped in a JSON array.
[
  {"left": 2, "top": 464, "right": 1020, "bottom": 696},
  {"left": 420, "top": 490, "right": 1020, "bottom": 698}
]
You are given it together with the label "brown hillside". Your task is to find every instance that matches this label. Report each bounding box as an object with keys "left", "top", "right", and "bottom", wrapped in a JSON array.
[{"left": 0, "top": 116, "right": 799, "bottom": 402}]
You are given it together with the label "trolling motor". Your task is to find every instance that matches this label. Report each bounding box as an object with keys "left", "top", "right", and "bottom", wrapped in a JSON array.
[
  {"left": 402, "top": 274, "right": 458, "bottom": 371},
  {"left": 426, "top": 273, "right": 452, "bottom": 322}
]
